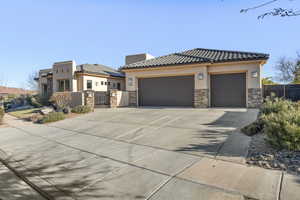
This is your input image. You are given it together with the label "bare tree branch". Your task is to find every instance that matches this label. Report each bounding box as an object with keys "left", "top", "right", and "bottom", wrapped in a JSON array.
[
  {"left": 240, "top": 0, "right": 278, "bottom": 13},
  {"left": 26, "top": 71, "right": 38, "bottom": 91},
  {"left": 275, "top": 55, "right": 300, "bottom": 83},
  {"left": 240, "top": 0, "right": 300, "bottom": 18}
]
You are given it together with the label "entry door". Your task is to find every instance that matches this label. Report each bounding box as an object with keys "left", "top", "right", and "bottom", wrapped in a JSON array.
[
  {"left": 138, "top": 76, "right": 194, "bottom": 106},
  {"left": 210, "top": 73, "right": 246, "bottom": 107}
]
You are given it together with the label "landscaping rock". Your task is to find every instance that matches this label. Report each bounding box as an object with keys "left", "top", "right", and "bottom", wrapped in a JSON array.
[
  {"left": 62, "top": 107, "right": 71, "bottom": 114},
  {"left": 247, "top": 133, "right": 300, "bottom": 175},
  {"left": 39, "top": 107, "right": 54, "bottom": 115}
]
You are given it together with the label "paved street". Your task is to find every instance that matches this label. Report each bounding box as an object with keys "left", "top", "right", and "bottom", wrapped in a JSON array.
[{"left": 0, "top": 108, "right": 298, "bottom": 200}]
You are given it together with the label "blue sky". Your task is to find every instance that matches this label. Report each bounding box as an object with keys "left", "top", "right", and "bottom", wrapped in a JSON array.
[{"left": 0, "top": 0, "right": 299, "bottom": 88}]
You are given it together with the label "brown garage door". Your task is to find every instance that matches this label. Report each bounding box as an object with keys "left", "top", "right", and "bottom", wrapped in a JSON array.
[
  {"left": 211, "top": 73, "right": 246, "bottom": 107},
  {"left": 138, "top": 76, "right": 194, "bottom": 106}
]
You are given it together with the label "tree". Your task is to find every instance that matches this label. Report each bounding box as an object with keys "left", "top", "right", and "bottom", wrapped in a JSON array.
[
  {"left": 240, "top": 0, "right": 300, "bottom": 19},
  {"left": 262, "top": 77, "right": 277, "bottom": 85},
  {"left": 275, "top": 54, "right": 300, "bottom": 83},
  {"left": 27, "top": 71, "right": 39, "bottom": 91}
]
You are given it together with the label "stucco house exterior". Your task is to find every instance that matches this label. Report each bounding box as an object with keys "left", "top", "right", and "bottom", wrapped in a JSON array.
[
  {"left": 37, "top": 60, "right": 125, "bottom": 98},
  {"left": 121, "top": 48, "right": 269, "bottom": 108}
]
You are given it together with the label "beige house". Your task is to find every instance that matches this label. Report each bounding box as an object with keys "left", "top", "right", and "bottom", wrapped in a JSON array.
[
  {"left": 121, "top": 48, "right": 269, "bottom": 108},
  {"left": 37, "top": 60, "right": 125, "bottom": 98}
]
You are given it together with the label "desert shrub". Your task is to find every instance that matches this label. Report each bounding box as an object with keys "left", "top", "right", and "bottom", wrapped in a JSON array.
[
  {"left": 242, "top": 97, "right": 300, "bottom": 150},
  {"left": 27, "top": 95, "right": 42, "bottom": 108},
  {"left": 262, "top": 109, "right": 300, "bottom": 151},
  {"left": 41, "top": 112, "right": 65, "bottom": 124},
  {"left": 260, "top": 97, "right": 294, "bottom": 115},
  {"left": 71, "top": 105, "right": 92, "bottom": 114},
  {"left": 0, "top": 107, "right": 4, "bottom": 124},
  {"left": 241, "top": 119, "right": 264, "bottom": 136}
]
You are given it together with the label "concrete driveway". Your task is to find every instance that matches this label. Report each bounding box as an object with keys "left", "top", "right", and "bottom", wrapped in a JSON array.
[{"left": 0, "top": 108, "right": 292, "bottom": 200}]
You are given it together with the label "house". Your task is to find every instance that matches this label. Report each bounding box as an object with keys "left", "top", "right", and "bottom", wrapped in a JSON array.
[
  {"left": 121, "top": 48, "right": 269, "bottom": 108},
  {"left": 37, "top": 61, "right": 125, "bottom": 98}
]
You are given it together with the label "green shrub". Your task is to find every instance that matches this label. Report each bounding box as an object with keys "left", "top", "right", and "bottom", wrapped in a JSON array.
[
  {"left": 41, "top": 112, "right": 65, "bottom": 124},
  {"left": 262, "top": 110, "right": 300, "bottom": 151},
  {"left": 241, "top": 98, "right": 300, "bottom": 150},
  {"left": 260, "top": 97, "right": 293, "bottom": 115},
  {"left": 71, "top": 105, "right": 92, "bottom": 114},
  {"left": 27, "top": 95, "right": 42, "bottom": 108},
  {"left": 241, "top": 119, "right": 264, "bottom": 136},
  {"left": 0, "top": 107, "right": 4, "bottom": 124}
]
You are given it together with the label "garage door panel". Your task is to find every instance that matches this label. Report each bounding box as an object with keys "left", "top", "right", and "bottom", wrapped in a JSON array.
[
  {"left": 211, "top": 73, "right": 246, "bottom": 107},
  {"left": 138, "top": 76, "right": 194, "bottom": 107}
]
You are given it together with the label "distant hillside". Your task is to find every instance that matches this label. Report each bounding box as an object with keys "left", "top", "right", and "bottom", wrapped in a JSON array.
[{"left": 0, "top": 86, "right": 36, "bottom": 95}]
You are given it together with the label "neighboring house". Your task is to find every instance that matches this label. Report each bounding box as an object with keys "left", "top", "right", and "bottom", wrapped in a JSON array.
[
  {"left": 0, "top": 86, "right": 36, "bottom": 98},
  {"left": 36, "top": 61, "right": 125, "bottom": 98},
  {"left": 121, "top": 48, "right": 269, "bottom": 108}
]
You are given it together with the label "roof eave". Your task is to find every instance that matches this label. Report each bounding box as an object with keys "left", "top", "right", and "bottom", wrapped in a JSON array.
[{"left": 121, "top": 58, "right": 268, "bottom": 72}]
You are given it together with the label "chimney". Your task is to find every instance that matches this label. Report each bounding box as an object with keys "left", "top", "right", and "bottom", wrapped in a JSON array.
[{"left": 125, "top": 53, "right": 154, "bottom": 65}]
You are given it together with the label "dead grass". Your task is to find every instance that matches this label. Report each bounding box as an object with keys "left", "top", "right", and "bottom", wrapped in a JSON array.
[{"left": 8, "top": 108, "right": 41, "bottom": 120}]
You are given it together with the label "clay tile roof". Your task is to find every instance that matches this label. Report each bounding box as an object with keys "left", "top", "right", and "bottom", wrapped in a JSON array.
[{"left": 121, "top": 48, "right": 269, "bottom": 69}]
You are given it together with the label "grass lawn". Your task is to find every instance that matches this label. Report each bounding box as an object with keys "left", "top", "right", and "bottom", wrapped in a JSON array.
[{"left": 8, "top": 108, "right": 41, "bottom": 119}]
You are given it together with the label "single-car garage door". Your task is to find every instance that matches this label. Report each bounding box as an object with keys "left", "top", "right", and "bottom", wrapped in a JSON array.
[
  {"left": 211, "top": 73, "right": 246, "bottom": 107},
  {"left": 138, "top": 76, "right": 194, "bottom": 106}
]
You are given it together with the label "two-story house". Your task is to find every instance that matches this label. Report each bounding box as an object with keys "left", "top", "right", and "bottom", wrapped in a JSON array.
[{"left": 37, "top": 60, "right": 125, "bottom": 98}]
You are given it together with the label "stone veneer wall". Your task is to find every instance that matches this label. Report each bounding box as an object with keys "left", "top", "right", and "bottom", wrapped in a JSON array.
[
  {"left": 194, "top": 89, "right": 209, "bottom": 108},
  {"left": 84, "top": 90, "right": 95, "bottom": 110},
  {"left": 110, "top": 90, "right": 118, "bottom": 108},
  {"left": 248, "top": 88, "right": 263, "bottom": 108},
  {"left": 128, "top": 91, "right": 137, "bottom": 107}
]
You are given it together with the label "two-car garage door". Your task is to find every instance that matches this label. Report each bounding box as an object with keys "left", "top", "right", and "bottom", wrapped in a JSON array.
[{"left": 138, "top": 73, "right": 246, "bottom": 107}]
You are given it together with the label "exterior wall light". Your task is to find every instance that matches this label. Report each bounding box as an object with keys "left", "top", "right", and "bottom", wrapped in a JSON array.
[
  {"left": 251, "top": 71, "right": 258, "bottom": 78},
  {"left": 197, "top": 73, "right": 204, "bottom": 80}
]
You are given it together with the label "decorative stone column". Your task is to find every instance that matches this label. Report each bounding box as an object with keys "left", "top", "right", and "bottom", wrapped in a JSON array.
[
  {"left": 110, "top": 90, "right": 118, "bottom": 108},
  {"left": 248, "top": 88, "right": 263, "bottom": 108},
  {"left": 84, "top": 90, "right": 95, "bottom": 110},
  {"left": 194, "top": 89, "right": 209, "bottom": 108},
  {"left": 128, "top": 91, "right": 137, "bottom": 107}
]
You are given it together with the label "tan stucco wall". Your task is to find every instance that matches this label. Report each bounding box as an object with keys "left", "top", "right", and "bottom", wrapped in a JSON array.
[
  {"left": 124, "top": 62, "right": 262, "bottom": 91},
  {"left": 208, "top": 63, "right": 262, "bottom": 88},
  {"left": 116, "top": 91, "right": 129, "bottom": 107},
  {"left": 52, "top": 61, "right": 77, "bottom": 92},
  {"left": 78, "top": 75, "right": 125, "bottom": 91}
]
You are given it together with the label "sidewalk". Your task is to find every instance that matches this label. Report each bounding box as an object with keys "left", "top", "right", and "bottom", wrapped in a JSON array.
[{"left": 0, "top": 162, "right": 45, "bottom": 200}]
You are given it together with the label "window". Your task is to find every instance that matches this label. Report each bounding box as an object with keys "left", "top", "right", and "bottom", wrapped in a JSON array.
[
  {"left": 87, "top": 80, "right": 92, "bottom": 89},
  {"left": 96, "top": 82, "right": 99, "bottom": 86},
  {"left": 65, "top": 80, "right": 70, "bottom": 91},
  {"left": 113, "top": 83, "right": 116, "bottom": 88},
  {"left": 101, "top": 81, "right": 104, "bottom": 85},
  {"left": 105, "top": 82, "right": 107, "bottom": 85},
  {"left": 108, "top": 82, "right": 111, "bottom": 86},
  {"left": 117, "top": 83, "right": 121, "bottom": 90},
  {"left": 42, "top": 84, "right": 47, "bottom": 96},
  {"left": 57, "top": 79, "right": 70, "bottom": 92}
]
